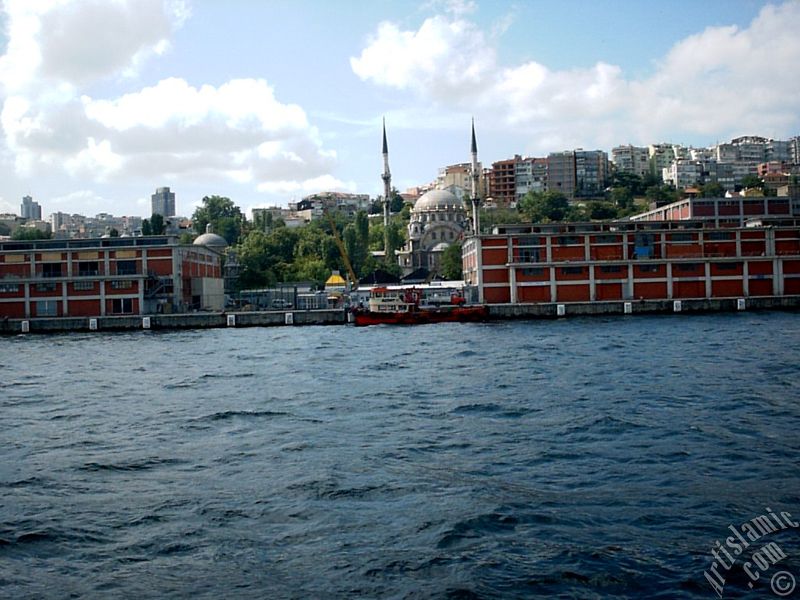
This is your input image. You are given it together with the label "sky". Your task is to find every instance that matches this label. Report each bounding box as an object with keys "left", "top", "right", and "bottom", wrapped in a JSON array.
[{"left": 0, "top": 0, "right": 798, "bottom": 219}]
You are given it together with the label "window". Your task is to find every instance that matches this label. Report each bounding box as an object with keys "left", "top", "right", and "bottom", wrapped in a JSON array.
[
  {"left": 36, "top": 300, "right": 58, "bottom": 316},
  {"left": 518, "top": 236, "right": 540, "bottom": 246},
  {"left": 111, "top": 298, "right": 133, "bottom": 314},
  {"left": 35, "top": 282, "right": 56, "bottom": 292},
  {"left": 558, "top": 236, "right": 581, "bottom": 245},
  {"left": 0, "top": 283, "right": 19, "bottom": 293},
  {"left": 42, "top": 263, "right": 62, "bottom": 278},
  {"left": 593, "top": 234, "right": 618, "bottom": 244},
  {"left": 707, "top": 231, "right": 734, "bottom": 241},
  {"left": 518, "top": 248, "right": 539, "bottom": 263},
  {"left": 676, "top": 263, "right": 701, "bottom": 272},
  {"left": 111, "top": 280, "right": 133, "bottom": 290},
  {"left": 77, "top": 261, "right": 99, "bottom": 276},
  {"left": 670, "top": 232, "right": 694, "bottom": 242},
  {"left": 716, "top": 262, "right": 739, "bottom": 271},
  {"left": 638, "top": 264, "right": 660, "bottom": 273},
  {"left": 116, "top": 260, "right": 137, "bottom": 275},
  {"left": 600, "top": 265, "right": 623, "bottom": 273},
  {"left": 73, "top": 281, "right": 94, "bottom": 291},
  {"left": 522, "top": 267, "right": 545, "bottom": 276},
  {"left": 561, "top": 266, "right": 584, "bottom": 275}
]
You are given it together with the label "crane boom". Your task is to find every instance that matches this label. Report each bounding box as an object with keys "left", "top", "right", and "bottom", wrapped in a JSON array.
[{"left": 324, "top": 209, "right": 359, "bottom": 290}]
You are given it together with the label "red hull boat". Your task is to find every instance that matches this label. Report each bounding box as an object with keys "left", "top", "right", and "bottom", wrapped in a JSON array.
[
  {"left": 353, "top": 304, "right": 489, "bottom": 326},
  {"left": 352, "top": 286, "right": 489, "bottom": 326}
]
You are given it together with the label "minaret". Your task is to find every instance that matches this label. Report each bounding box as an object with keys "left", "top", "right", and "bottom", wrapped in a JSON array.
[
  {"left": 381, "top": 118, "right": 392, "bottom": 259},
  {"left": 470, "top": 118, "right": 481, "bottom": 235}
]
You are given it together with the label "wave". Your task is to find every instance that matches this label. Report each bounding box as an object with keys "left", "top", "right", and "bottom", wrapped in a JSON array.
[
  {"left": 79, "top": 457, "right": 184, "bottom": 472},
  {"left": 195, "top": 409, "right": 291, "bottom": 422}
]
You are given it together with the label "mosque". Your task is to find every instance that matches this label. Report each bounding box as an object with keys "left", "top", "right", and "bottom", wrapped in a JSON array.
[{"left": 382, "top": 122, "right": 482, "bottom": 278}]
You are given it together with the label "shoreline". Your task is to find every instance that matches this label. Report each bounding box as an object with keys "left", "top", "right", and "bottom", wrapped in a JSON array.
[{"left": 2, "top": 295, "right": 799, "bottom": 334}]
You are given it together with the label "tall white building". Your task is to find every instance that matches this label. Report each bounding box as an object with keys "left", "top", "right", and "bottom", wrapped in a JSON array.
[{"left": 611, "top": 145, "right": 649, "bottom": 178}]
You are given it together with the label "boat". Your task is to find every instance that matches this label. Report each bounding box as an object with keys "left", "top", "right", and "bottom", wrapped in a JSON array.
[{"left": 352, "top": 287, "right": 489, "bottom": 326}]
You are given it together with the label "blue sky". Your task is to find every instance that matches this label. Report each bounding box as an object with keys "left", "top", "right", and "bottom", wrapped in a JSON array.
[{"left": 0, "top": 0, "right": 797, "bottom": 219}]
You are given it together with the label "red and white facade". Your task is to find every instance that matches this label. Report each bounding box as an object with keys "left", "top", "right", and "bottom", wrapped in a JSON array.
[
  {"left": 630, "top": 196, "right": 798, "bottom": 227},
  {"left": 462, "top": 220, "right": 800, "bottom": 304},
  {"left": 0, "top": 236, "right": 223, "bottom": 319}
]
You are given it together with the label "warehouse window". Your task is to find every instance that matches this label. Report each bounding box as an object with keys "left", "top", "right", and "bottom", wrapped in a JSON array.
[
  {"left": 77, "top": 261, "right": 99, "bottom": 276},
  {"left": 36, "top": 300, "right": 58, "bottom": 316},
  {"left": 111, "top": 298, "right": 133, "bottom": 314},
  {"left": 41, "top": 263, "right": 62, "bottom": 278},
  {"left": 116, "top": 260, "right": 137, "bottom": 275},
  {"left": 561, "top": 266, "right": 584, "bottom": 275}
]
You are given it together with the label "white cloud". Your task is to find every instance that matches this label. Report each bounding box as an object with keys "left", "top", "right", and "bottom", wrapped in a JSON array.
[
  {"left": 351, "top": 2, "right": 800, "bottom": 151},
  {"left": 351, "top": 15, "right": 495, "bottom": 98},
  {"left": 256, "top": 174, "right": 357, "bottom": 196},
  {"left": 0, "top": 0, "right": 341, "bottom": 200},
  {"left": 48, "top": 189, "right": 109, "bottom": 210}
]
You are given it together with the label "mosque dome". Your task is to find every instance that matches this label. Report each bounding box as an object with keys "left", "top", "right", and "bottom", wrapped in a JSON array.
[
  {"left": 413, "top": 189, "right": 463, "bottom": 212},
  {"left": 193, "top": 223, "right": 228, "bottom": 248}
]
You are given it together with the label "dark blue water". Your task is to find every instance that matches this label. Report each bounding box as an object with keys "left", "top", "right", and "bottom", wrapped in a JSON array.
[{"left": 2, "top": 313, "right": 800, "bottom": 599}]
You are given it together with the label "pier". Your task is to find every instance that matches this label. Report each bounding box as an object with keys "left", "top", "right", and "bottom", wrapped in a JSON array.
[{"left": 1, "top": 295, "right": 799, "bottom": 334}]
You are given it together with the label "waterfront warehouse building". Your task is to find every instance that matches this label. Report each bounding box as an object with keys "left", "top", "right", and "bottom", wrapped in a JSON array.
[
  {"left": 462, "top": 219, "right": 800, "bottom": 304},
  {"left": 630, "top": 196, "right": 799, "bottom": 227},
  {"left": 0, "top": 236, "right": 223, "bottom": 318}
]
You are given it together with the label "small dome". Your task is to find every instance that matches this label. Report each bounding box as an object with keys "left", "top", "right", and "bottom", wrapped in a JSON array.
[
  {"left": 194, "top": 223, "right": 228, "bottom": 248},
  {"left": 413, "top": 189, "right": 463, "bottom": 212}
]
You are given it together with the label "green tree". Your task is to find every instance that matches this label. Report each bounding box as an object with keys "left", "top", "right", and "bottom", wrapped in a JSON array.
[
  {"left": 586, "top": 202, "right": 618, "bottom": 220},
  {"left": 150, "top": 213, "right": 165, "bottom": 235},
  {"left": 385, "top": 221, "right": 404, "bottom": 258},
  {"left": 11, "top": 228, "right": 51, "bottom": 240},
  {"left": 192, "top": 195, "right": 245, "bottom": 244},
  {"left": 108, "top": 228, "right": 120, "bottom": 237},
  {"left": 441, "top": 242, "right": 463, "bottom": 280},
  {"left": 700, "top": 181, "right": 725, "bottom": 198},
  {"left": 739, "top": 174, "right": 763, "bottom": 191},
  {"left": 645, "top": 185, "right": 679, "bottom": 206},
  {"left": 390, "top": 189, "right": 405, "bottom": 213},
  {"left": 518, "top": 191, "right": 570, "bottom": 222},
  {"left": 609, "top": 186, "right": 634, "bottom": 209},
  {"left": 141, "top": 219, "right": 152, "bottom": 236},
  {"left": 611, "top": 171, "right": 645, "bottom": 196},
  {"left": 479, "top": 208, "right": 522, "bottom": 232}
]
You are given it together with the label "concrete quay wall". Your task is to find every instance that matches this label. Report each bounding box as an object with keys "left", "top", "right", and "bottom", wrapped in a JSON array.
[
  {"left": 0, "top": 309, "right": 346, "bottom": 334},
  {"left": 488, "top": 295, "right": 800, "bottom": 320},
  {"left": 2, "top": 297, "right": 798, "bottom": 334}
]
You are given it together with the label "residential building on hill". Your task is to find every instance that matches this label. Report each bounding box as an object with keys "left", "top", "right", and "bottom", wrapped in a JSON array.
[{"left": 612, "top": 145, "right": 649, "bottom": 178}]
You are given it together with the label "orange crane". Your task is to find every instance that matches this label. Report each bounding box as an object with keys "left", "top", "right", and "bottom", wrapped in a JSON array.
[{"left": 324, "top": 208, "right": 359, "bottom": 290}]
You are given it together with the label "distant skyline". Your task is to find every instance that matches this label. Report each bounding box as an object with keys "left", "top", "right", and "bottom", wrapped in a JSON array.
[{"left": 0, "top": 0, "right": 798, "bottom": 218}]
